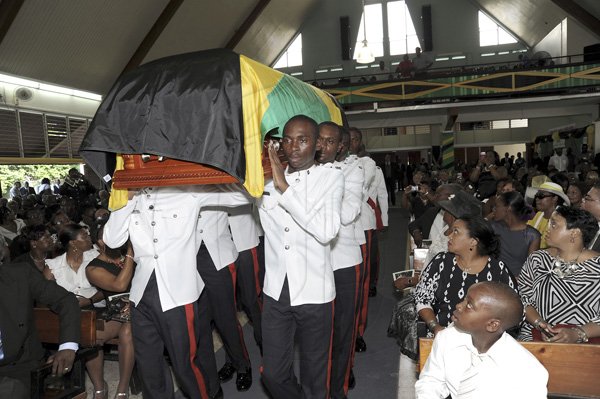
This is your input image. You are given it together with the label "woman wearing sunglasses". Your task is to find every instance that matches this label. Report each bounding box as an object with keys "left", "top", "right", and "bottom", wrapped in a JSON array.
[
  {"left": 519, "top": 206, "right": 600, "bottom": 343},
  {"left": 527, "top": 182, "right": 570, "bottom": 248}
]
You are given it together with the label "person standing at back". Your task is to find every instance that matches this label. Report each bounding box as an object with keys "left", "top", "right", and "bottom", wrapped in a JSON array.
[
  {"left": 317, "top": 122, "right": 364, "bottom": 397},
  {"left": 348, "top": 127, "right": 376, "bottom": 354}
]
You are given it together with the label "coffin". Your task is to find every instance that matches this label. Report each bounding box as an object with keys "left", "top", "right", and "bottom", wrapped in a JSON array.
[{"left": 112, "top": 138, "right": 284, "bottom": 189}]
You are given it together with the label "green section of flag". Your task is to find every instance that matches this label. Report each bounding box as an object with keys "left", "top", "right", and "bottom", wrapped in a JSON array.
[{"left": 261, "top": 74, "right": 334, "bottom": 138}]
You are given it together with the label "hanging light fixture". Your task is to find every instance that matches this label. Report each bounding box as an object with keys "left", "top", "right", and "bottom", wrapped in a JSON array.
[{"left": 356, "top": 0, "right": 374, "bottom": 64}]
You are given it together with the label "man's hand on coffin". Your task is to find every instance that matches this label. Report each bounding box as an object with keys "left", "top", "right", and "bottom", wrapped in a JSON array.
[{"left": 269, "top": 144, "right": 289, "bottom": 193}]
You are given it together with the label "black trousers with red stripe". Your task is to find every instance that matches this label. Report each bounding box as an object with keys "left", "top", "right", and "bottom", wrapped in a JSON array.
[
  {"left": 131, "top": 272, "right": 218, "bottom": 399},
  {"left": 235, "top": 247, "right": 263, "bottom": 348},
  {"left": 357, "top": 231, "right": 373, "bottom": 337},
  {"left": 196, "top": 244, "right": 251, "bottom": 372},
  {"left": 369, "top": 230, "right": 380, "bottom": 291},
  {"left": 261, "top": 279, "right": 334, "bottom": 399},
  {"left": 331, "top": 265, "right": 361, "bottom": 399}
]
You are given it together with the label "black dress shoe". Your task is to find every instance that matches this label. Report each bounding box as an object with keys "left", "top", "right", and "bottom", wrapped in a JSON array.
[
  {"left": 211, "top": 387, "right": 224, "bottom": 399},
  {"left": 348, "top": 369, "right": 356, "bottom": 390},
  {"left": 218, "top": 362, "right": 236, "bottom": 382},
  {"left": 355, "top": 336, "right": 367, "bottom": 352},
  {"left": 236, "top": 368, "right": 253, "bottom": 391},
  {"left": 368, "top": 287, "right": 377, "bottom": 297}
]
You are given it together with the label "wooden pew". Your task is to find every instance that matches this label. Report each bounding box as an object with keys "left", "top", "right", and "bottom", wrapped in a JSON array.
[
  {"left": 418, "top": 338, "right": 600, "bottom": 398},
  {"left": 31, "top": 308, "right": 99, "bottom": 399}
]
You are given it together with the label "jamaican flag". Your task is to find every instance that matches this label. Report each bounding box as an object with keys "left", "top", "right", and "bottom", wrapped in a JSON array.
[{"left": 80, "top": 48, "right": 345, "bottom": 198}]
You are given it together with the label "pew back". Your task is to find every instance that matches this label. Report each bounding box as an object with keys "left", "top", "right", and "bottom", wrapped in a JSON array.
[{"left": 418, "top": 338, "right": 600, "bottom": 398}]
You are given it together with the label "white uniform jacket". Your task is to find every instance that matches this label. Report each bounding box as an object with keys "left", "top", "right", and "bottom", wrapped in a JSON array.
[
  {"left": 331, "top": 158, "right": 364, "bottom": 270},
  {"left": 228, "top": 204, "right": 261, "bottom": 252},
  {"left": 196, "top": 208, "right": 238, "bottom": 270},
  {"left": 357, "top": 156, "right": 377, "bottom": 231},
  {"left": 257, "top": 164, "right": 344, "bottom": 306},
  {"left": 368, "top": 166, "right": 389, "bottom": 227},
  {"left": 103, "top": 185, "right": 250, "bottom": 312}
]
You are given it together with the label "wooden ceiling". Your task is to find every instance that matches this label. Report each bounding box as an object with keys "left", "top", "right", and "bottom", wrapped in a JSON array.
[{"left": 0, "top": 0, "right": 318, "bottom": 94}]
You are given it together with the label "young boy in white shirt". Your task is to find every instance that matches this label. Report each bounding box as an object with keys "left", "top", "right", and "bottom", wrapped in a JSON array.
[{"left": 416, "top": 281, "right": 548, "bottom": 399}]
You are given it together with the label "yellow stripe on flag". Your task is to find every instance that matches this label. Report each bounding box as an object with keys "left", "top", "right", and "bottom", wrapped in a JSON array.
[
  {"left": 310, "top": 86, "right": 343, "bottom": 126},
  {"left": 108, "top": 154, "right": 129, "bottom": 211},
  {"left": 240, "top": 55, "right": 283, "bottom": 197}
]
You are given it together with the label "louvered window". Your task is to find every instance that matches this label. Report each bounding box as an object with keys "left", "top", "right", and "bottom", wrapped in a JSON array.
[
  {"left": 69, "top": 118, "right": 88, "bottom": 157},
  {"left": 46, "top": 115, "right": 70, "bottom": 158},
  {"left": 0, "top": 109, "right": 19, "bottom": 156},
  {"left": 20, "top": 112, "right": 46, "bottom": 157}
]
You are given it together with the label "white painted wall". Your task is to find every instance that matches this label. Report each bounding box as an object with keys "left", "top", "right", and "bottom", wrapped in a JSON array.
[
  {"left": 495, "top": 143, "right": 526, "bottom": 157},
  {"left": 533, "top": 17, "right": 600, "bottom": 63},
  {"left": 295, "top": 0, "right": 529, "bottom": 82},
  {"left": 565, "top": 17, "right": 600, "bottom": 62},
  {"left": 533, "top": 19, "right": 566, "bottom": 60}
]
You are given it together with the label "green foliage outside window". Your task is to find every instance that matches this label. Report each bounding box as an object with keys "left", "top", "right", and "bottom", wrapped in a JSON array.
[{"left": 0, "top": 164, "right": 80, "bottom": 197}]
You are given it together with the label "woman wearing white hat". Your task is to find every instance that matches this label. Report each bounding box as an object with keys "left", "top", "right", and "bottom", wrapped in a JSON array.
[{"left": 527, "top": 182, "right": 570, "bottom": 248}]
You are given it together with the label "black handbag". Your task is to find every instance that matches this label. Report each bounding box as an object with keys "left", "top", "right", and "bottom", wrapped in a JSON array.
[{"left": 387, "top": 292, "right": 419, "bottom": 360}]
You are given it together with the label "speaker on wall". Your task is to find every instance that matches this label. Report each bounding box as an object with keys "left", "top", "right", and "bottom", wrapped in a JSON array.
[
  {"left": 340, "top": 16, "right": 351, "bottom": 60},
  {"left": 422, "top": 5, "right": 433, "bottom": 52}
]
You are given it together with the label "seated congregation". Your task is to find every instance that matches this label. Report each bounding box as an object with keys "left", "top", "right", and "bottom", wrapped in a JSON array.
[{"left": 391, "top": 148, "right": 600, "bottom": 397}]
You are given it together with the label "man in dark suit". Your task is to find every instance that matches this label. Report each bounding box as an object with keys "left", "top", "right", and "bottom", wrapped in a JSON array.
[{"left": 0, "top": 262, "right": 80, "bottom": 398}]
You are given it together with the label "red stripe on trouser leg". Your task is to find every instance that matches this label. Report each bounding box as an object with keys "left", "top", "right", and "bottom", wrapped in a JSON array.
[
  {"left": 351, "top": 245, "right": 367, "bottom": 368},
  {"left": 344, "top": 264, "right": 361, "bottom": 393},
  {"left": 326, "top": 301, "right": 335, "bottom": 398},
  {"left": 250, "top": 247, "right": 263, "bottom": 311},
  {"left": 184, "top": 303, "right": 210, "bottom": 399},
  {"left": 358, "top": 231, "right": 372, "bottom": 336},
  {"left": 229, "top": 264, "right": 251, "bottom": 362}
]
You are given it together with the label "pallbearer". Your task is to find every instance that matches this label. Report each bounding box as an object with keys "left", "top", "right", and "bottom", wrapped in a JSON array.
[
  {"left": 195, "top": 208, "right": 252, "bottom": 392},
  {"left": 228, "top": 204, "right": 264, "bottom": 354},
  {"left": 348, "top": 127, "right": 376, "bottom": 353},
  {"left": 317, "top": 122, "right": 364, "bottom": 398},
  {"left": 259, "top": 115, "right": 344, "bottom": 399}
]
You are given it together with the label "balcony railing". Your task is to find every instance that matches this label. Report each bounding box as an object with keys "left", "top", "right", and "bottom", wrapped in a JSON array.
[{"left": 316, "top": 53, "right": 600, "bottom": 108}]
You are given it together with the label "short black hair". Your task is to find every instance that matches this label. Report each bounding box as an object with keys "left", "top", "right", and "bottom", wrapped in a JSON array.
[
  {"left": 555, "top": 206, "right": 599, "bottom": 247},
  {"left": 476, "top": 281, "right": 523, "bottom": 330},
  {"left": 498, "top": 191, "right": 531, "bottom": 220},
  {"left": 348, "top": 127, "right": 362, "bottom": 141},
  {"left": 9, "top": 225, "right": 50, "bottom": 258},
  {"left": 283, "top": 115, "right": 318, "bottom": 140},
  {"left": 318, "top": 121, "right": 342, "bottom": 141},
  {"left": 58, "top": 223, "right": 87, "bottom": 250},
  {"left": 458, "top": 215, "right": 500, "bottom": 258}
]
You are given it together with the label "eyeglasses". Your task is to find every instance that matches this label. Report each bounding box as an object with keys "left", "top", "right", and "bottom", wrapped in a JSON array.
[{"left": 535, "top": 192, "right": 555, "bottom": 200}]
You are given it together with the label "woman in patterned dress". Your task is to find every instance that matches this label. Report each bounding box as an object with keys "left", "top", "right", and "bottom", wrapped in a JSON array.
[
  {"left": 519, "top": 206, "right": 600, "bottom": 342},
  {"left": 414, "top": 215, "right": 517, "bottom": 336}
]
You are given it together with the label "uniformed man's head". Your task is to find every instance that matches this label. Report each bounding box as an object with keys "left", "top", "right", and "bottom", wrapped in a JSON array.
[
  {"left": 317, "top": 122, "right": 342, "bottom": 164},
  {"left": 282, "top": 115, "right": 320, "bottom": 172},
  {"left": 348, "top": 127, "right": 363, "bottom": 155}
]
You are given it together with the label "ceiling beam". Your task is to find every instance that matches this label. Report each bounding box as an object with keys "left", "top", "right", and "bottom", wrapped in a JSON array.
[
  {"left": 0, "top": 0, "right": 24, "bottom": 45},
  {"left": 120, "top": 0, "right": 184, "bottom": 75},
  {"left": 225, "top": 0, "right": 271, "bottom": 49},
  {"left": 550, "top": 0, "right": 600, "bottom": 38}
]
